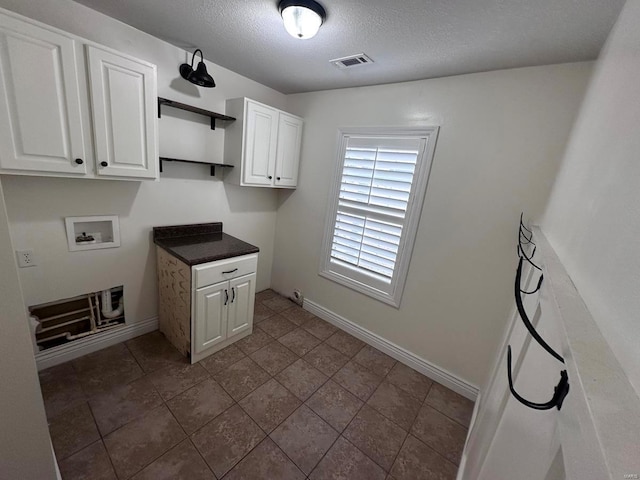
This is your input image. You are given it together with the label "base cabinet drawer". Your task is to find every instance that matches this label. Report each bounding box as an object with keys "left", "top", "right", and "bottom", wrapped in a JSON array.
[{"left": 193, "top": 254, "right": 258, "bottom": 289}]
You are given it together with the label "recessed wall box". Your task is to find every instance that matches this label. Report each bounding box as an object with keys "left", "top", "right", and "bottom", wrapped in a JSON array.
[{"left": 65, "top": 215, "right": 120, "bottom": 252}]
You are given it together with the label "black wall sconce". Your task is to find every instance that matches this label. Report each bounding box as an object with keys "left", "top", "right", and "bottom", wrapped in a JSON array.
[{"left": 179, "top": 49, "right": 215, "bottom": 88}]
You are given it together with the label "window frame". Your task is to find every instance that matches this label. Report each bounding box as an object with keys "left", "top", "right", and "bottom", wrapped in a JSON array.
[{"left": 319, "top": 126, "right": 439, "bottom": 308}]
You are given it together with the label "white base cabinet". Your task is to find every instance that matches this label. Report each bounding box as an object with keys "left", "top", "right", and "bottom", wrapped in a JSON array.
[
  {"left": 0, "top": 7, "right": 158, "bottom": 180},
  {"left": 157, "top": 248, "right": 257, "bottom": 363},
  {"left": 193, "top": 272, "right": 256, "bottom": 362},
  {"left": 224, "top": 97, "right": 303, "bottom": 188}
]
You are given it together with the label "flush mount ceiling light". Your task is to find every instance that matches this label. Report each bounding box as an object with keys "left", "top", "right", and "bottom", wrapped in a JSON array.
[
  {"left": 179, "top": 49, "right": 215, "bottom": 88},
  {"left": 278, "top": 0, "right": 326, "bottom": 40}
]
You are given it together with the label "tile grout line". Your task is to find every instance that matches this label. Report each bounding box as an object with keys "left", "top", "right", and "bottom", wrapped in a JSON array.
[
  {"left": 420, "top": 377, "right": 473, "bottom": 435},
  {"left": 295, "top": 328, "right": 390, "bottom": 476},
  {"left": 216, "top": 310, "right": 338, "bottom": 477},
  {"left": 303, "top": 341, "right": 398, "bottom": 475},
  {"left": 163, "top": 374, "right": 229, "bottom": 479},
  {"left": 48, "top": 292, "right": 466, "bottom": 478}
]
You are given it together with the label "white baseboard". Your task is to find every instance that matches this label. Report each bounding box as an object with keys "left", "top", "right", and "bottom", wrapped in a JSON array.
[
  {"left": 35, "top": 317, "right": 158, "bottom": 371},
  {"left": 303, "top": 299, "right": 478, "bottom": 400}
]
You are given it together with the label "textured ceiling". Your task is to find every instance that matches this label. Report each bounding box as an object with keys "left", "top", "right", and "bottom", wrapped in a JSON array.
[{"left": 71, "top": 0, "right": 625, "bottom": 94}]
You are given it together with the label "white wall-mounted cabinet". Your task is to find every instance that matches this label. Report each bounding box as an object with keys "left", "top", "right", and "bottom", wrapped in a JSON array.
[
  {"left": 0, "top": 9, "right": 158, "bottom": 180},
  {"left": 224, "top": 97, "right": 303, "bottom": 188}
]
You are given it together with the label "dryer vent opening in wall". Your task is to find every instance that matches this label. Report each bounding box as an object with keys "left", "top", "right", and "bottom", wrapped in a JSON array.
[
  {"left": 29, "top": 286, "right": 125, "bottom": 351},
  {"left": 330, "top": 53, "right": 374, "bottom": 69}
]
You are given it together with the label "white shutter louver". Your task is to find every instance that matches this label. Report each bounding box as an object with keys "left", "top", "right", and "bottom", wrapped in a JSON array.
[{"left": 330, "top": 139, "right": 421, "bottom": 281}]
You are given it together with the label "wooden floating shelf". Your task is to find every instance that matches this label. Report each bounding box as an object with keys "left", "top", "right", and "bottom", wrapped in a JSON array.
[
  {"left": 159, "top": 157, "right": 234, "bottom": 177},
  {"left": 157, "top": 97, "right": 236, "bottom": 130}
]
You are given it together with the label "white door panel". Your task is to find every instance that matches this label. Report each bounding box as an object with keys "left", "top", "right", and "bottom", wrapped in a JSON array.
[
  {"left": 0, "top": 14, "right": 86, "bottom": 174},
  {"left": 227, "top": 273, "right": 255, "bottom": 338},
  {"left": 194, "top": 281, "right": 227, "bottom": 356},
  {"left": 274, "top": 113, "right": 302, "bottom": 188},
  {"left": 87, "top": 45, "right": 157, "bottom": 179},
  {"left": 243, "top": 101, "right": 277, "bottom": 185}
]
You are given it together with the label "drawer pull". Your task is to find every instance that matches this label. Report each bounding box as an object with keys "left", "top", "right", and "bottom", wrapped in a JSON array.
[{"left": 222, "top": 268, "right": 238, "bottom": 274}]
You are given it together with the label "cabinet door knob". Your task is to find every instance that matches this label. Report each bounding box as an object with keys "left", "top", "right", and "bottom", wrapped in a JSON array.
[
  {"left": 268, "top": 175, "right": 273, "bottom": 180},
  {"left": 100, "top": 161, "right": 108, "bottom": 167},
  {"left": 276, "top": 177, "right": 281, "bottom": 181},
  {"left": 75, "top": 158, "right": 84, "bottom": 165}
]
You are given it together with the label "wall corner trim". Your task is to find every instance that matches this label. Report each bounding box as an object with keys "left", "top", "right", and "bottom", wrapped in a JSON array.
[
  {"left": 35, "top": 317, "right": 158, "bottom": 370},
  {"left": 304, "top": 298, "right": 479, "bottom": 400}
]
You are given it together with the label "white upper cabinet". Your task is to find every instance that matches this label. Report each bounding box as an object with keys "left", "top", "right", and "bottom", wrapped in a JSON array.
[
  {"left": 0, "top": 13, "right": 87, "bottom": 174},
  {"left": 0, "top": 9, "right": 158, "bottom": 180},
  {"left": 225, "top": 97, "right": 303, "bottom": 188},
  {"left": 87, "top": 46, "right": 158, "bottom": 179}
]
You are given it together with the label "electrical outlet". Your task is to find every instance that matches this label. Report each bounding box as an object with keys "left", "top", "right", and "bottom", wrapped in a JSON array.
[{"left": 16, "top": 249, "right": 36, "bottom": 268}]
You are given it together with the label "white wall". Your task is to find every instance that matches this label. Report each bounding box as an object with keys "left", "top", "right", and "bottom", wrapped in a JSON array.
[
  {"left": 274, "top": 63, "right": 592, "bottom": 387},
  {"left": 0, "top": 179, "right": 58, "bottom": 479},
  {"left": 542, "top": 0, "right": 640, "bottom": 396},
  {"left": 0, "top": 0, "right": 288, "bottom": 323}
]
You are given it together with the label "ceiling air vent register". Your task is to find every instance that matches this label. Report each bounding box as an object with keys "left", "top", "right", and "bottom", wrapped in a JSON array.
[{"left": 330, "top": 53, "right": 374, "bottom": 69}]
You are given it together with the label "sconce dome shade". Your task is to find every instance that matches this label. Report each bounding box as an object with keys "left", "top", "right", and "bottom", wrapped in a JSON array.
[
  {"left": 180, "top": 49, "right": 215, "bottom": 88},
  {"left": 279, "top": 0, "right": 326, "bottom": 39}
]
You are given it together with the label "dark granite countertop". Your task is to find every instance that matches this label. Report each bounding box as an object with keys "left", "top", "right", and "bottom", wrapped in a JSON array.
[{"left": 153, "top": 222, "right": 259, "bottom": 266}]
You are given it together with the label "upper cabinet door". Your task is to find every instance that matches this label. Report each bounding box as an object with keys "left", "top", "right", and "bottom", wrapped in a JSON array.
[
  {"left": 0, "top": 13, "right": 87, "bottom": 174},
  {"left": 87, "top": 46, "right": 158, "bottom": 179},
  {"left": 274, "top": 113, "right": 303, "bottom": 188},
  {"left": 243, "top": 100, "right": 278, "bottom": 186}
]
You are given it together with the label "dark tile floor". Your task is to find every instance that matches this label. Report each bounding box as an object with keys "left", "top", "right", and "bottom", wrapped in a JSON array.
[{"left": 39, "top": 289, "right": 474, "bottom": 480}]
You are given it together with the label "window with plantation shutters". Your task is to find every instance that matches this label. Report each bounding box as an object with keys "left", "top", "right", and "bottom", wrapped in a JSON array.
[{"left": 320, "top": 127, "right": 439, "bottom": 307}]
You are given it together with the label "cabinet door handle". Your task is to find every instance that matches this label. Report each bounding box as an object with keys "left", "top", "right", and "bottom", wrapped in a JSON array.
[
  {"left": 75, "top": 158, "right": 84, "bottom": 165},
  {"left": 231, "top": 287, "right": 236, "bottom": 303},
  {"left": 100, "top": 161, "right": 108, "bottom": 167},
  {"left": 222, "top": 268, "right": 238, "bottom": 274},
  {"left": 224, "top": 289, "right": 228, "bottom": 306},
  {"left": 268, "top": 176, "right": 273, "bottom": 180},
  {"left": 276, "top": 177, "right": 281, "bottom": 181}
]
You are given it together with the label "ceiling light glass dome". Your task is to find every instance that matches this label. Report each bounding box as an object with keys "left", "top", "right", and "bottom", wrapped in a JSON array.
[{"left": 279, "top": 0, "right": 326, "bottom": 40}]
